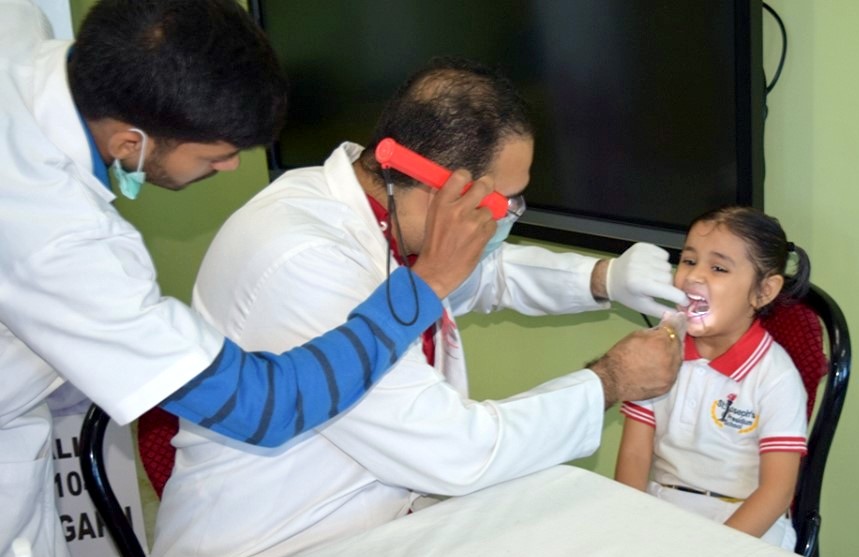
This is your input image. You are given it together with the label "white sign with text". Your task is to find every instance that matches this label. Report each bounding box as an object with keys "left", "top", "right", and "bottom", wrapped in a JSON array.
[{"left": 52, "top": 413, "right": 149, "bottom": 556}]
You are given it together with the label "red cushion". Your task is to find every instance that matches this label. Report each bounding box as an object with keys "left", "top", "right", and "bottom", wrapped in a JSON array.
[
  {"left": 761, "top": 301, "right": 829, "bottom": 419},
  {"left": 137, "top": 406, "right": 179, "bottom": 498}
]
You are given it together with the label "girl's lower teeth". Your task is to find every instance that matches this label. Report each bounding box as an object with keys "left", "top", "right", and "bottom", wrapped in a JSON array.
[{"left": 687, "top": 301, "right": 710, "bottom": 316}]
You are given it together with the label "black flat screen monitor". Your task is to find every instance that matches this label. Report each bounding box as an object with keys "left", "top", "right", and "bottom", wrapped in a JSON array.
[{"left": 251, "top": 0, "right": 764, "bottom": 257}]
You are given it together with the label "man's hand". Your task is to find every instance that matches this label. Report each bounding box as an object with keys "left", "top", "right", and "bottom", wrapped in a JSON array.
[
  {"left": 603, "top": 243, "right": 690, "bottom": 318},
  {"left": 411, "top": 170, "right": 496, "bottom": 299},
  {"left": 590, "top": 312, "right": 687, "bottom": 408}
]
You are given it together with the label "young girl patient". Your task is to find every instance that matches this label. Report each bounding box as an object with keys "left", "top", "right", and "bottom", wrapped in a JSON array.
[{"left": 615, "top": 206, "right": 811, "bottom": 550}]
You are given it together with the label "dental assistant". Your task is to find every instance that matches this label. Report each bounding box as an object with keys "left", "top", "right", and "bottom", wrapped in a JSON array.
[{"left": 0, "top": 2, "right": 495, "bottom": 556}]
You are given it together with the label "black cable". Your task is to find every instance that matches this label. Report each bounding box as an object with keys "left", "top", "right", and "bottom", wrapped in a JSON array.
[
  {"left": 383, "top": 169, "right": 420, "bottom": 326},
  {"left": 641, "top": 313, "right": 654, "bottom": 328},
  {"left": 763, "top": 2, "right": 787, "bottom": 94}
]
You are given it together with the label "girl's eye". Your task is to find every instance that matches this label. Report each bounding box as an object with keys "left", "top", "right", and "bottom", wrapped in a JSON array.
[
  {"left": 712, "top": 265, "right": 728, "bottom": 273},
  {"left": 681, "top": 258, "right": 695, "bottom": 266}
]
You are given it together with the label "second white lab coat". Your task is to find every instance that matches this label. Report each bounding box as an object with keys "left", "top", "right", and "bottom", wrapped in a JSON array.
[{"left": 0, "top": 2, "right": 222, "bottom": 555}]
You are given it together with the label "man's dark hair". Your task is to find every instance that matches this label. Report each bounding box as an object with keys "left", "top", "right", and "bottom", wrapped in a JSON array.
[
  {"left": 360, "top": 56, "right": 534, "bottom": 186},
  {"left": 68, "top": 0, "right": 287, "bottom": 149}
]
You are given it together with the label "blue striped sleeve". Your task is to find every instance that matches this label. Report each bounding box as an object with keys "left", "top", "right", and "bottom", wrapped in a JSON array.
[{"left": 160, "top": 267, "right": 442, "bottom": 447}]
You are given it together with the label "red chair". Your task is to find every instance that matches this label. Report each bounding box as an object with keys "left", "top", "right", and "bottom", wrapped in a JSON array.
[
  {"left": 760, "top": 293, "right": 828, "bottom": 420},
  {"left": 136, "top": 406, "right": 179, "bottom": 499},
  {"left": 760, "top": 283, "right": 851, "bottom": 557}
]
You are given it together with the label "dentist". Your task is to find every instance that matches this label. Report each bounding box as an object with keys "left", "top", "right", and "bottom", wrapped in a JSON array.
[{"left": 153, "top": 56, "right": 691, "bottom": 556}]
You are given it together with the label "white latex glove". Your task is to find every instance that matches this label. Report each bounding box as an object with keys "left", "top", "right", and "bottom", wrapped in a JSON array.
[{"left": 606, "top": 243, "right": 690, "bottom": 318}]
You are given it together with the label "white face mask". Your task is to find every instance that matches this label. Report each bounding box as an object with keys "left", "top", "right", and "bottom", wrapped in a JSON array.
[
  {"left": 481, "top": 213, "right": 517, "bottom": 259},
  {"left": 110, "top": 128, "right": 148, "bottom": 200}
]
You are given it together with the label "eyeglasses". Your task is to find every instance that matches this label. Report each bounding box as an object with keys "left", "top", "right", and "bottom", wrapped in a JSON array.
[{"left": 507, "top": 194, "right": 527, "bottom": 219}]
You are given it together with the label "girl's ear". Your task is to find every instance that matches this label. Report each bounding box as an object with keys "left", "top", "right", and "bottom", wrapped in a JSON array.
[{"left": 754, "top": 273, "right": 785, "bottom": 310}]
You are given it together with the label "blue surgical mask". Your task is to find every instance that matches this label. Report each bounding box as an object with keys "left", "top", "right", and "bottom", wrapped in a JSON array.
[
  {"left": 481, "top": 214, "right": 517, "bottom": 259},
  {"left": 111, "top": 128, "right": 148, "bottom": 200}
]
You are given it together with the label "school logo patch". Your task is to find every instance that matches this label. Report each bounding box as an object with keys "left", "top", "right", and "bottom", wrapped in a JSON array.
[{"left": 710, "top": 393, "right": 758, "bottom": 433}]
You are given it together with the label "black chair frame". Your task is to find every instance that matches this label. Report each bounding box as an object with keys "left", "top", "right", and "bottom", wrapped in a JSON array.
[
  {"left": 792, "top": 284, "right": 851, "bottom": 557},
  {"left": 79, "top": 403, "right": 147, "bottom": 557}
]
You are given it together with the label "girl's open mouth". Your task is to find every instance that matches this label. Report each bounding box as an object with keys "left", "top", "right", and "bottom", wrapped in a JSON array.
[{"left": 685, "top": 293, "right": 710, "bottom": 318}]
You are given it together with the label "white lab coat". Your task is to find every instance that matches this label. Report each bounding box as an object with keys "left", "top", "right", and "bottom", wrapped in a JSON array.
[
  {"left": 153, "top": 142, "right": 610, "bottom": 556},
  {"left": 0, "top": 2, "right": 222, "bottom": 554}
]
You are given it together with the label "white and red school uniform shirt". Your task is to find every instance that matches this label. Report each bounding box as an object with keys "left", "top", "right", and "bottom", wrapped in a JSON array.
[{"left": 621, "top": 320, "right": 807, "bottom": 499}]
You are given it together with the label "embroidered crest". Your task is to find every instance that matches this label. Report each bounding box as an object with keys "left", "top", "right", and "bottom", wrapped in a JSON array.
[{"left": 710, "top": 393, "right": 759, "bottom": 433}]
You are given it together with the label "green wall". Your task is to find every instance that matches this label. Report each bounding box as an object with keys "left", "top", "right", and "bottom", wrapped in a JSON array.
[
  {"left": 68, "top": 0, "right": 857, "bottom": 553},
  {"left": 110, "top": 153, "right": 270, "bottom": 300},
  {"left": 761, "top": 1, "right": 858, "bottom": 552}
]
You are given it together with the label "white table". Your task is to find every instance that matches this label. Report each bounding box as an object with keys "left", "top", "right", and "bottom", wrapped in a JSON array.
[{"left": 298, "top": 465, "right": 795, "bottom": 556}]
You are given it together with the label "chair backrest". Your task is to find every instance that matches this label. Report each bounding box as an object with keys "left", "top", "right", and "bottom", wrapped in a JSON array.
[
  {"left": 136, "top": 406, "right": 179, "bottom": 498},
  {"left": 79, "top": 403, "right": 148, "bottom": 557},
  {"left": 760, "top": 294, "right": 828, "bottom": 420},
  {"left": 761, "top": 283, "right": 851, "bottom": 557}
]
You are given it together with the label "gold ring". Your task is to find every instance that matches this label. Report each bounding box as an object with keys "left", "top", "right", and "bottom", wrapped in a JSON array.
[{"left": 662, "top": 325, "right": 678, "bottom": 342}]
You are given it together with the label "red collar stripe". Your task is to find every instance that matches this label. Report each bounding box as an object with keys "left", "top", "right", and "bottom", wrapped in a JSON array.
[
  {"left": 683, "top": 320, "right": 773, "bottom": 382},
  {"left": 729, "top": 333, "right": 772, "bottom": 381}
]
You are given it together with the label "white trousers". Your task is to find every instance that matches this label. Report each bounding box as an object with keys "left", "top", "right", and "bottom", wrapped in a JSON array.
[{"left": 647, "top": 481, "right": 796, "bottom": 551}]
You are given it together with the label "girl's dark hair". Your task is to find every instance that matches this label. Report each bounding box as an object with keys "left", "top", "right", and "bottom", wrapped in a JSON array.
[
  {"left": 68, "top": 0, "right": 288, "bottom": 149},
  {"left": 690, "top": 206, "right": 811, "bottom": 315},
  {"left": 359, "top": 56, "right": 534, "bottom": 186}
]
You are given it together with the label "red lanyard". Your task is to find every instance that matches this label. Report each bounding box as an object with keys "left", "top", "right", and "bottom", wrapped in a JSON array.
[{"left": 366, "top": 195, "right": 436, "bottom": 365}]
